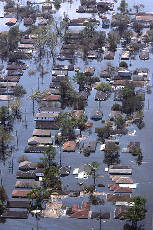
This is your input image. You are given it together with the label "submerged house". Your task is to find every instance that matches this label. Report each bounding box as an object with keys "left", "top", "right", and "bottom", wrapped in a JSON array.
[
  {"left": 62, "top": 141, "right": 76, "bottom": 152},
  {"left": 68, "top": 202, "right": 90, "bottom": 219},
  {"left": 83, "top": 140, "right": 97, "bottom": 152},
  {"left": 28, "top": 136, "right": 53, "bottom": 145},
  {"left": 108, "top": 165, "right": 132, "bottom": 175},
  {"left": 35, "top": 112, "right": 59, "bottom": 129},
  {"left": 12, "top": 189, "right": 29, "bottom": 198}
]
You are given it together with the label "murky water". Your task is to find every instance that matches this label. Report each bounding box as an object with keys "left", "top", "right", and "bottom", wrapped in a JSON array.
[{"left": 0, "top": 0, "right": 153, "bottom": 229}]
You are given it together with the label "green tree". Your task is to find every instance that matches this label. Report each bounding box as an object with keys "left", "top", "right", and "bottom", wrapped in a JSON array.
[
  {"left": 8, "top": 26, "right": 20, "bottom": 51},
  {"left": 0, "top": 106, "right": 12, "bottom": 127},
  {"left": 75, "top": 114, "right": 88, "bottom": 134},
  {"left": 0, "top": 186, "right": 7, "bottom": 215},
  {"left": 124, "top": 196, "right": 147, "bottom": 229},
  {"left": 96, "top": 82, "right": 111, "bottom": 92},
  {"left": 41, "top": 146, "right": 56, "bottom": 168},
  {"left": 133, "top": 4, "right": 144, "bottom": 13},
  {"left": 107, "top": 30, "right": 120, "bottom": 51},
  {"left": 43, "top": 166, "right": 61, "bottom": 190},
  {"left": 88, "top": 161, "right": 100, "bottom": 186},
  {"left": 74, "top": 72, "right": 92, "bottom": 91},
  {"left": 115, "top": 116, "right": 125, "bottom": 129},
  {"left": 96, "top": 125, "right": 113, "bottom": 142},
  {"left": 111, "top": 103, "right": 122, "bottom": 111},
  {"left": 118, "top": 0, "right": 128, "bottom": 13},
  {"left": 27, "top": 187, "right": 51, "bottom": 209},
  {"left": 0, "top": 125, "right": 13, "bottom": 163},
  {"left": 104, "top": 142, "right": 120, "bottom": 166},
  {"left": 119, "top": 61, "right": 128, "bottom": 68},
  {"left": 56, "top": 113, "right": 76, "bottom": 140},
  {"left": 13, "top": 85, "right": 26, "bottom": 97}
]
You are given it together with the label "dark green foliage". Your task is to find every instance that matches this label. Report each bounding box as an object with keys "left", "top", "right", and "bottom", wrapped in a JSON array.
[
  {"left": 119, "top": 61, "right": 128, "bottom": 68},
  {"left": 124, "top": 196, "right": 147, "bottom": 229},
  {"left": 104, "top": 142, "right": 120, "bottom": 166},
  {"left": 97, "top": 125, "right": 113, "bottom": 142},
  {"left": 115, "top": 116, "right": 125, "bottom": 129},
  {"left": 89, "top": 195, "right": 104, "bottom": 205},
  {"left": 43, "top": 166, "right": 61, "bottom": 190},
  {"left": 41, "top": 146, "right": 56, "bottom": 168},
  {"left": 118, "top": 0, "right": 128, "bottom": 13},
  {"left": 13, "top": 85, "right": 26, "bottom": 97},
  {"left": 96, "top": 82, "right": 111, "bottom": 92},
  {"left": 83, "top": 185, "right": 95, "bottom": 194},
  {"left": 111, "top": 103, "right": 122, "bottom": 111}
]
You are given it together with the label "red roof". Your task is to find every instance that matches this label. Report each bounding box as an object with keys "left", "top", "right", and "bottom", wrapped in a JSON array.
[
  {"left": 12, "top": 190, "right": 29, "bottom": 198},
  {"left": 42, "top": 95, "right": 60, "bottom": 101}
]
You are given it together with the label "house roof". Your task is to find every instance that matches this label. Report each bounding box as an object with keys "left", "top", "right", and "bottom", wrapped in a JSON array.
[
  {"left": 107, "top": 194, "right": 131, "bottom": 202},
  {"left": 35, "top": 112, "right": 59, "bottom": 118},
  {"left": 62, "top": 141, "right": 76, "bottom": 152},
  {"left": 7, "top": 200, "right": 31, "bottom": 209},
  {"left": 111, "top": 176, "right": 133, "bottom": 184},
  {"left": 91, "top": 212, "right": 110, "bottom": 219},
  {"left": 6, "top": 18, "right": 17, "bottom": 25},
  {"left": 2, "top": 211, "right": 28, "bottom": 219},
  {"left": 33, "top": 129, "right": 51, "bottom": 137},
  {"left": 69, "top": 202, "right": 90, "bottom": 219},
  {"left": 42, "top": 95, "right": 61, "bottom": 101},
  {"left": 12, "top": 189, "right": 29, "bottom": 198},
  {"left": 15, "top": 180, "right": 40, "bottom": 188},
  {"left": 83, "top": 66, "right": 95, "bottom": 75},
  {"left": 28, "top": 136, "right": 53, "bottom": 145}
]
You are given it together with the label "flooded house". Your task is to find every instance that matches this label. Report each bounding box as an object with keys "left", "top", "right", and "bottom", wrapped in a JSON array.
[
  {"left": 68, "top": 202, "right": 90, "bottom": 219},
  {"left": 28, "top": 136, "right": 53, "bottom": 145},
  {"left": 62, "top": 141, "right": 76, "bottom": 152},
  {"left": 108, "top": 165, "right": 132, "bottom": 175},
  {"left": 7, "top": 200, "right": 31, "bottom": 209},
  {"left": 139, "top": 50, "right": 149, "bottom": 60},
  {"left": 32, "top": 129, "right": 51, "bottom": 137},
  {"left": 118, "top": 68, "right": 132, "bottom": 79},
  {"left": 2, "top": 211, "right": 28, "bottom": 219},
  {"left": 106, "top": 194, "right": 131, "bottom": 202},
  {"left": 12, "top": 189, "right": 29, "bottom": 198},
  {"left": 15, "top": 180, "right": 40, "bottom": 189},
  {"left": 68, "top": 18, "right": 99, "bottom": 26},
  {"left": 104, "top": 51, "right": 115, "bottom": 60},
  {"left": 83, "top": 66, "right": 95, "bottom": 75},
  {"left": 121, "top": 51, "right": 130, "bottom": 60},
  {"left": 83, "top": 140, "right": 97, "bottom": 152},
  {"left": 5, "top": 18, "right": 17, "bottom": 26},
  {"left": 35, "top": 111, "right": 59, "bottom": 129}
]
